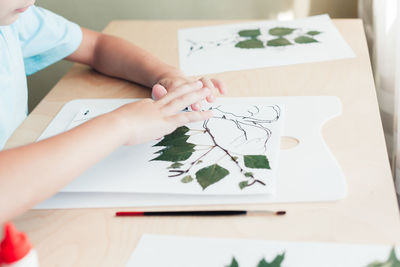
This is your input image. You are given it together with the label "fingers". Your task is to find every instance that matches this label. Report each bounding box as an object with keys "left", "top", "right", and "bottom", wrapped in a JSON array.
[
  {"left": 210, "top": 78, "right": 227, "bottom": 95},
  {"left": 200, "top": 77, "right": 227, "bottom": 103},
  {"left": 190, "top": 102, "right": 201, "bottom": 111},
  {"left": 157, "top": 80, "right": 203, "bottom": 106},
  {"left": 200, "top": 77, "right": 216, "bottom": 102},
  {"left": 168, "top": 110, "right": 213, "bottom": 127},
  {"left": 151, "top": 84, "right": 168, "bottom": 100},
  {"left": 163, "top": 87, "right": 211, "bottom": 114},
  {"left": 155, "top": 77, "right": 227, "bottom": 112}
]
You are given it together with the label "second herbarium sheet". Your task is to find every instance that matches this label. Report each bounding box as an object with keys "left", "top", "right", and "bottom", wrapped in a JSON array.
[{"left": 178, "top": 15, "right": 355, "bottom": 75}]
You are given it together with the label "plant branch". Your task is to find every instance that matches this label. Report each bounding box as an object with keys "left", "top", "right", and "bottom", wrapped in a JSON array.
[{"left": 168, "top": 145, "right": 216, "bottom": 177}]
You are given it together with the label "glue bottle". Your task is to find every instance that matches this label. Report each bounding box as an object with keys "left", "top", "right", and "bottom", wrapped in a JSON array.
[{"left": 0, "top": 223, "right": 39, "bottom": 267}]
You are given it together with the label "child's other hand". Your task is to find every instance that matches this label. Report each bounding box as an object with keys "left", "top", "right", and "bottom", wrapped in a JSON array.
[
  {"left": 152, "top": 71, "right": 226, "bottom": 111},
  {"left": 112, "top": 81, "right": 212, "bottom": 146}
]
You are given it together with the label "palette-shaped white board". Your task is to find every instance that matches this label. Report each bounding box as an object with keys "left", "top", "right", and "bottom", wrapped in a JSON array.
[
  {"left": 178, "top": 14, "right": 355, "bottom": 75},
  {"left": 35, "top": 96, "right": 346, "bottom": 209},
  {"left": 126, "top": 235, "right": 400, "bottom": 267}
]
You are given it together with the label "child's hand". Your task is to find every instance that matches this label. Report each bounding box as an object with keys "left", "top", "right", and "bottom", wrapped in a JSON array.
[
  {"left": 152, "top": 71, "right": 226, "bottom": 111},
  {"left": 111, "top": 81, "right": 212, "bottom": 146}
]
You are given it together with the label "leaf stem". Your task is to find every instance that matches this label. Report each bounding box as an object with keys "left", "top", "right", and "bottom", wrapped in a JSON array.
[
  {"left": 188, "top": 129, "right": 206, "bottom": 132},
  {"left": 203, "top": 120, "right": 244, "bottom": 173},
  {"left": 168, "top": 146, "right": 216, "bottom": 177},
  {"left": 203, "top": 119, "right": 267, "bottom": 189}
]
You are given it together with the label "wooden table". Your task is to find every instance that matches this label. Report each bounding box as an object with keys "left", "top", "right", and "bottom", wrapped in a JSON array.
[{"left": 6, "top": 20, "right": 400, "bottom": 267}]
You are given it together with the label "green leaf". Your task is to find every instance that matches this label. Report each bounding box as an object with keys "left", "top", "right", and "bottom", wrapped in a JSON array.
[
  {"left": 266, "top": 37, "right": 292, "bottom": 47},
  {"left": 195, "top": 164, "right": 229, "bottom": 190},
  {"left": 235, "top": 38, "right": 264, "bottom": 49},
  {"left": 181, "top": 175, "right": 193, "bottom": 183},
  {"left": 389, "top": 248, "right": 400, "bottom": 265},
  {"left": 367, "top": 248, "right": 400, "bottom": 267},
  {"left": 239, "top": 181, "right": 249, "bottom": 190},
  {"left": 244, "top": 155, "right": 270, "bottom": 169},
  {"left": 168, "top": 162, "right": 183, "bottom": 169},
  {"left": 153, "top": 126, "right": 190, "bottom": 146},
  {"left": 238, "top": 29, "right": 261, "bottom": 38},
  {"left": 258, "top": 259, "right": 268, "bottom": 267},
  {"left": 244, "top": 172, "right": 254, "bottom": 177},
  {"left": 269, "top": 27, "right": 295, "bottom": 36},
  {"left": 306, "top": 30, "right": 322, "bottom": 36},
  {"left": 226, "top": 257, "right": 239, "bottom": 267},
  {"left": 152, "top": 126, "right": 196, "bottom": 163},
  {"left": 294, "top": 36, "right": 318, "bottom": 44},
  {"left": 257, "top": 253, "right": 285, "bottom": 267},
  {"left": 154, "top": 135, "right": 190, "bottom": 147},
  {"left": 152, "top": 143, "right": 195, "bottom": 162}
]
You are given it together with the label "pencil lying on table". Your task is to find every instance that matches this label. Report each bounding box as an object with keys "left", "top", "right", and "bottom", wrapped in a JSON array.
[{"left": 115, "top": 210, "right": 286, "bottom": 217}]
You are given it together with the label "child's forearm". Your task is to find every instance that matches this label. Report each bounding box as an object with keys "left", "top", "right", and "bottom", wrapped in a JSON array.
[
  {"left": 0, "top": 81, "right": 211, "bottom": 224},
  {"left": 66, "top": 28, "right": 226, "bottom": 112},
  {"left": 0, "top": 112, "right": 126, "bottom": 223},
  {"left": 67, "top": 28, "right": 181, "bottom": 88}
]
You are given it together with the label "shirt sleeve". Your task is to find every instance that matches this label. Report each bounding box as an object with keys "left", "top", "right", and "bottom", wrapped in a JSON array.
[{"left": 14, "top": 6, "right": 82, "bottom": 75}]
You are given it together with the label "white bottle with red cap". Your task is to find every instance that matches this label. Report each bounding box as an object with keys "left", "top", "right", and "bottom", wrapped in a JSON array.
[{"left": 0, "top": 223, "right": 39, "bottom": 267}]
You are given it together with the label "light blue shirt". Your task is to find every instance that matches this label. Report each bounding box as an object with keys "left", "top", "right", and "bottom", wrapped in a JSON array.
[{"left": 0, "top": 6, "right": 82, "bottom": 148}]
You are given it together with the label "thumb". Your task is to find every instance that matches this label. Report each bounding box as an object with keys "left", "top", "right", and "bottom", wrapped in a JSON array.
[{"left": 151, "top": 84, "right": 168, "bottom": 100}]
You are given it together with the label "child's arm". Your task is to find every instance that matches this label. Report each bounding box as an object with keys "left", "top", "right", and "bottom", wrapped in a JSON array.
[
  {"left": 0, "top": 81, "right": 211, "bottom": 224},
  {"left": 66, "top": 28, "right": 226, "bottom": 110}
]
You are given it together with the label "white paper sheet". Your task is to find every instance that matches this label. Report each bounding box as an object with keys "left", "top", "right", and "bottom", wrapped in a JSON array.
[
  {"left": 126, "top": 235, "right": 399, "bottom": 267},
  {"left": 178, "top": 15, "right": 355, "bottom": 75},
  {"left": 48, "top": 101, "right": 284, "bottom": 195}
]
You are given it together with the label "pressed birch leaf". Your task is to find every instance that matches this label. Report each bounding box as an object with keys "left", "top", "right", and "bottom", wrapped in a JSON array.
[
  {"left": 154, "top": 142, "right": 195, "bottom": 155},
  {"left": 367, "top": 248, "right": 400, "bottom": 267},
  {"left": 235, "top": 38, "right": 264, "bottom": 49},
  {"left": 196, "top": 164, "right": 229, "bottom": 190},
  {"left": 154, "top": 135, "right": 190, "bottom": 147},
  {"left": 152, "top": 125, "right": 196, "bottom": 162},
  {"left": 239, "top": 181, "right": 249, "bottom": 190},
  {"left": 238, "top": 29, "right": 261, "bottom": 37},
  {"left": 267, "top": 37, "right": 292, "bottom": 47},
  {"left": 294, "top": 36, "right": 318, "bottom": 44},
  {"left": 269, "top": 27, "right": 295, "bottom": 36},
  {"left": 152, "top": 143, "right": 195, "bottom": 162},
  {"left": 226, "top": 257, "right": 239, "bottom": 267},
  {"left": 244, "top": 155, "right": 270, "bottom": 169},
  {"left": 181, "top": 175, "right": 193, "bottom": 183},
  {"left": 306, "top": 30, "right": 321, "bottom": 36},
  {"left": 244, "top": 172, "right": 254, "bottom": 177},
  {"left": 168, "top": 162, "right": 183, "bottom": 169},
  {"left": 257, "top": 259, "right": 269, "bottom": 267},
  {"left": 153, "top": 126, "right": 190, "bottom": 146},
  {"left": 257, "top": 253, "right": 285, "bottom": 267}
]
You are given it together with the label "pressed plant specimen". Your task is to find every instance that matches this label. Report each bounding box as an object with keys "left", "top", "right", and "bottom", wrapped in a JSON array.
[
  {"left": 151, "top": 104, "right": 282, "bottom": 191},
  {"left": 225, "top": 253, "right": 285, "bottom": 267},
  {"left": 186, "top": 26, "right": 322, "bottom": 56}
]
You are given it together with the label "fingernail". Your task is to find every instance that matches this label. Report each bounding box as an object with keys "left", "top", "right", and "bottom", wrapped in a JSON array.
[{"left": 194, "top": 103, "right": 201, "bottom": 110}]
